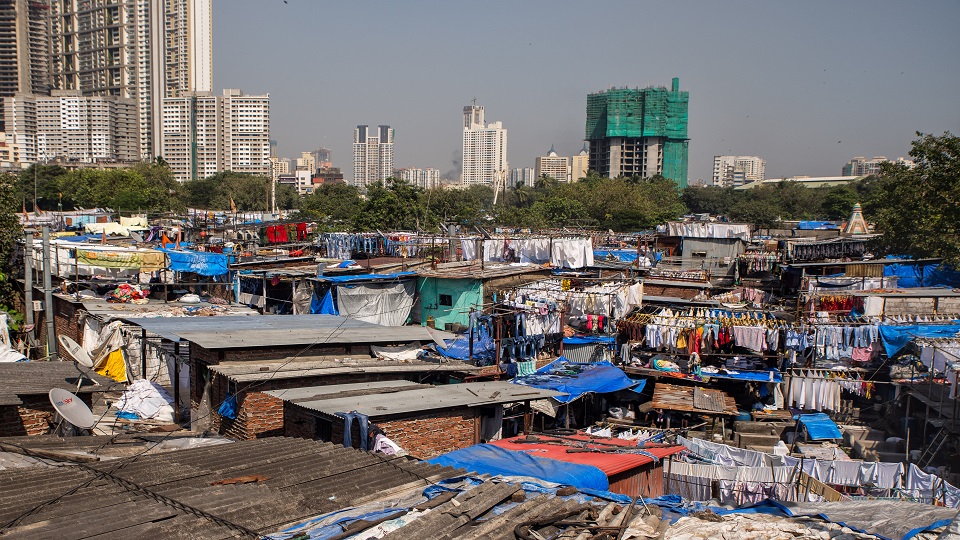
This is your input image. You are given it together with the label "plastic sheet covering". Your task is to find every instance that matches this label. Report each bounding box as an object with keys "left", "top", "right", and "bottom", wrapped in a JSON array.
[
  {"left": 512, "top": 359, "right": 643, "bottom": 404},
  {"left": 884, "top": 260, "right": 960, "bottom": 289},
  {"left": 428, "top": 444, "right": 610, "bottom": 491},
  {"left": 797, "top": 413, "right": 843, "bottom": 440},
  {"left": 291, "top": 281, "right": 313, "bottom": 315},
  {"left": 879, "top": 323, "right": 960, "bottom": 357},
  {"left": 160, "top": 248, "right": 228, "bottom": 276},
  {"left": 370, "top": 342, "right": 421, "bottom": 361},
  {"left": 717, "top": 499, "right": 958, "bottom": 540},
  {"left": 436, "top": 324, "right": 496, "bottom": 363},
  {"left": 797, "top": 221, "right": 839, "bottom": 230},
  {"left": 335, "top": 280, "right": 415, "bottom": 327}
]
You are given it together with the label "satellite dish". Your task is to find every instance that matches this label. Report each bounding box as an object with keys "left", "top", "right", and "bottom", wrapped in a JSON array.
[
  {"left": 130, "top": 230, "right": 144, "bottom": 243},
  {"left": 59, "top": 335, "right": 93, "bottom": 368},
  {"left": 49, "top": 388, "right": 96, "bottom": 430}
]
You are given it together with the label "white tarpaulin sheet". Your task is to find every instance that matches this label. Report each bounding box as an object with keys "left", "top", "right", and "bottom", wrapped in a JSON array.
[{"left": 336, "top": 281, "right": 415, "bottom": 327}]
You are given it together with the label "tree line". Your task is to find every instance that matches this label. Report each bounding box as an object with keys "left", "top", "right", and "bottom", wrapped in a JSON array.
[{"left": 3, "top": 131, "right": 958, "bottom": 268}]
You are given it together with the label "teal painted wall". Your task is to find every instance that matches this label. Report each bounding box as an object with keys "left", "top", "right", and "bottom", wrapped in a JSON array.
[{"left": 417, "top": 277, "right": 483, "bottom": 330}]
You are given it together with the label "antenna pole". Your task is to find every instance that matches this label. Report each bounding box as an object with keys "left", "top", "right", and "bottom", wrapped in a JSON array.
[{"left": 41, "top": 225, "right": 57, "bottom": 360}]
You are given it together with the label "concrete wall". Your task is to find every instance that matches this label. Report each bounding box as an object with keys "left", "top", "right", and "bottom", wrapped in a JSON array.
[{"left": 417, "top": 277, "right": 482, "bottom": 331}]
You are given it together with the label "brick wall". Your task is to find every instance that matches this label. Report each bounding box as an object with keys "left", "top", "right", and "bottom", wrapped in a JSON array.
[
  {"left": 0, "top": 394, "right": 94, "bottom": 436},
  {"left": 205, "top": 372, "right": 426, "bottom": 440},
  {"left": 290, "top": 406, "right": 478, "bottom": 460}
]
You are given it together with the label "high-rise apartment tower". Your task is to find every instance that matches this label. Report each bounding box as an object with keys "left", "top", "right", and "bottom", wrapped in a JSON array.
[{"left": 585, "top": 78, "right": 688, "bottom": 187}]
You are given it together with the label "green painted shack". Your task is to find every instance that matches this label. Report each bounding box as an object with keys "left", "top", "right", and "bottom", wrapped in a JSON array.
[{"left": 415, "top": 262, "right": 551, "bottom": 331}]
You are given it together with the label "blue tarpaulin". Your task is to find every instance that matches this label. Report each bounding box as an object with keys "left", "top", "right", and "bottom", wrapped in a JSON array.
[
  {"left": 436, "top": 325, "right": 496, "bottom": 363},
  {"left": 797, "top": 413, "right": 842, "bottom": 440},
  {"left": 563, "top": 335, "right": 617, "bottom": 345},
  {"left": 797, "top": 221, "right": 839, "bottom": 230},
  {"left": 879, "top": 323, "right": 960, "bottom": 357},
  {"left": 427, "top": 444, "right": 610, "bottom": 491},
  {"left": 315, "top": 272, "right": 416, "bottom": 283},
  {"left": 707, "top": 368, "right": 783, "bottom": 383},
  {"left": 593, "top": 250, "right": 640, "bottom": 263},
  {"left": 159, "top": 248, "right": 228, "bottom": 276},
  {"left": 512, "top": 359, "right": 643, "bottom": 404},
  {"left": 311, "top": 289, "right": 338, "bottom": 315},
  {"left": 884, "top": 259, "right": 960, "bottom": 289}
]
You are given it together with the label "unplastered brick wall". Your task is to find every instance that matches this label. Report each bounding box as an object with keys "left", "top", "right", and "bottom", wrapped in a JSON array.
[
  {"left": 207, "top": 372, "right": 420, "bottom": 440},
  {"left": 323, "top": 407, "right": 479, "bottom": 460},
  {"left": 0, "top": 394, "right": 93, "bottom": 436}
]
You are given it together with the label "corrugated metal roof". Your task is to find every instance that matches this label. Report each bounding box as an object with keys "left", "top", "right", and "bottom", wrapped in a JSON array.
[
  {"left": 271, "top": 381, "right": 563, "bottom": 418},
  {"left": 265, "top": 380, "right": 425, "bottom": 401},
  {"left": 210, "top": 357, "right": 481, "bottom": 382},
  {"left": 416, "top": 261, "right": 549, "bottom": 280},
  {"left": 490, "top": 434, "right": 684, "bottom": 476},
  {"left": 0, "top": 362, "right": 113, "bottom": 397},
  {"left": 0, "top": 437, "right": 461, "bottom": 538},
  {"left": 122, "top": 314, "right": 436, "bottom": 348}
]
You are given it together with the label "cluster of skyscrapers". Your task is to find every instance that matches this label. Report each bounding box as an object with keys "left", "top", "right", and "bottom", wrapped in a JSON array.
[{"left": 0, "top": 0, "right": 272, "bottom": 182}]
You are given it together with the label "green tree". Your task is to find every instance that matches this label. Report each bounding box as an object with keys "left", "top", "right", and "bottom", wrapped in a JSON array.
[
  {"left": 352, "top": 179, "right": 429, "bottom": 231},
  {"left": 0, "top": 173, "right": 23, "bottom": 307},
  {"left": 821, "top": 185, "right": 859, "bottom": 220},
  {"left": 682, "top": 185, "right": 742, "bottom": 216},
  {"left": 182, "top": 172, "right": 298, "bottom": 211},
  {"left": 871, "top": 131, "right": 960, "bottom": 266},
  {"left": 300, "top": 182, "right": 362, "bottom": 225}
]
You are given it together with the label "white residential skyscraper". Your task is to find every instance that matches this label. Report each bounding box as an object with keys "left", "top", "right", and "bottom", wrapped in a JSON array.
[
  {"left": 48, "top": 0, "right": 213, "bottom": 160},
  {"left": 352, "top": 125, "right": 394, "bottom": 190},
  {"left": 461, "top": 104, "right": 507, "bottom": 186},
  {"left": 395, "top": 167, "right": 440, "bottom": 189},
  {"left": 712, "top": 155, "right": 766, "bottom": 187},
  {"left": 162, "top": 89, "right": 270, "bottom": 182}
]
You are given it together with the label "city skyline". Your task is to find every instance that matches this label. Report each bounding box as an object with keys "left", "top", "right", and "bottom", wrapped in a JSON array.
[{"left": 213, "top": 1, "right": 959, "bottom": 185}]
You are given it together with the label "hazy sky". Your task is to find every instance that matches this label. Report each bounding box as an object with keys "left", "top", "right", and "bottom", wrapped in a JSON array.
[{"left": 214, "top": 1, "right": 959, "bottom": 183}]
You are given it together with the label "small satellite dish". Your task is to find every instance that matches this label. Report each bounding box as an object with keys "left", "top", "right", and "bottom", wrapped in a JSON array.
[
  {"left": 59, "top": 335, "right": 93, "bottom": 368},
  {"left": 130, "top": 230, "right": 144, "bottom": 243},
  {"left": 49, "top": 388, "right": 96, "bottom": 430}
]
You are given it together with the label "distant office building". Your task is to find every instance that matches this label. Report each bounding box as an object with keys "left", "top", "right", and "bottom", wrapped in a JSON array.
[
  {"left": 461, "top": 104, "right": 507, "bottom": 186},
  {"left": 509, "top": 167, "right": 535, "bottom": 187},
  {"left": 842, "top": 156, "right": 913, "bottom": 176},
  {"left": 352, "top": 124, "right": 394, "bottom": 190},
  {"left": 395, "top": 167, "right": 440, "bottom": 189},
  {"left": 269, "top": 139, "right": 278, "bottom": 157},
  {"left": 713, "top": 155, "right": 766, "bottom": 187},
  {"left": 48, "top": 0, "right": 213, "bottom": 160},
  {"left": 269, "top": 156, "right": 289, "bottom": 180},
  {"left": 535, "top": 145, "right": 570, "bottom": 183},
  {"left": 296, "top": 151, "right": 316, "bottom": 173},
  {"left": 570, "top": 143, "right": 589, "bottom": 182},
  {"left": 585, "top": 78, "right": 689, "bottom": 187},
  {"left": 162, "top": 89, "right": 270, "bottom": 182},
  {"left": 3, "top": 91, "right": 139, "bottom": 164}
]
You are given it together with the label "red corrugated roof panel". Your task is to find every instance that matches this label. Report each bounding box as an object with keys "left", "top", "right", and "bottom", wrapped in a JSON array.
[{"left": 489, "top": 434, "right": 684, "bottom": 477}]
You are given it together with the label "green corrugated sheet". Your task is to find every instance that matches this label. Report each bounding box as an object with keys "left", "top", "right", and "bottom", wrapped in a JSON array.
[{"left": 585, "top": 85, "right": 688, "bottom": 140}]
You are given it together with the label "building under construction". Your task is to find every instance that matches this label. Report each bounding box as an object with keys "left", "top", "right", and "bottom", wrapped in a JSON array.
[{"left": 585, "top": 77, "right": 689, "bottom": 187}]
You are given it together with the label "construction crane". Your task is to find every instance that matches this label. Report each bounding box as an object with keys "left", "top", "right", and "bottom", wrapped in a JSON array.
[{"left": 492, "top": 169, "right": 507, "bottom": 205}]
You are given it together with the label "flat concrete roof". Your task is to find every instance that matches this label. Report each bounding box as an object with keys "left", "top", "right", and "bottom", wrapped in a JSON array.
[
  {"left": 122, "top": 314, "right": 445, "bottom": 349},
  {"left": 266, "top": 381, "right": 564, "bottom": 418}
]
